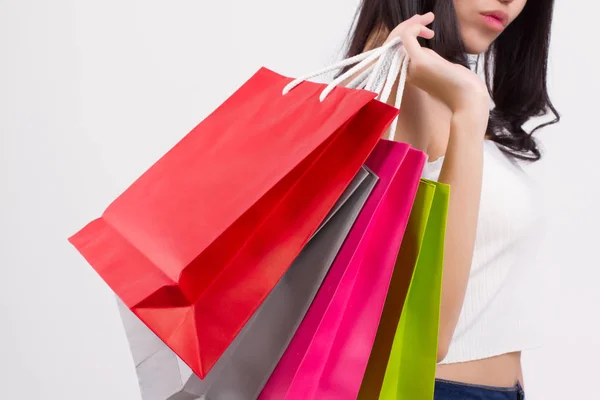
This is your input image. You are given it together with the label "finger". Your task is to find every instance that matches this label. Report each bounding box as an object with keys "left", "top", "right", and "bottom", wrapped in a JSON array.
[
  {"left": 420, "top": 26, "right": 435, "bottom": 40},
  {"left": 410, "top": 12, "right": 435, "bottom": 26},
  {"left": 402, "top": 24, "right": 429, "bottom": 59},
  {"left": 409, "top": 12, "right": 435, "bottom": 38}
]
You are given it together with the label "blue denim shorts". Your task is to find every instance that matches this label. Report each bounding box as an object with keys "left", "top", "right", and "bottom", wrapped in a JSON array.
[{"left": 434, "top": 379, "right": 525, "bottom": 400}]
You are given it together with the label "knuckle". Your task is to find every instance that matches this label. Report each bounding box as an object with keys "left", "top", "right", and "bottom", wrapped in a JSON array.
[
  {"left": 397, "top": 24, "right": 417, "bottom": 37},
  {"left": 410, "top": 23, "right": 423, "bottom": 32},
  {"left": 400, "top": 16, "right": 418, "bottom": 28}
]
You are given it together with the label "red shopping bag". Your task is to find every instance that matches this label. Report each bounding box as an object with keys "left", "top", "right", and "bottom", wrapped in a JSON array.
[{"left": 69, "top": 67, "right": 398, "bottom": 378}]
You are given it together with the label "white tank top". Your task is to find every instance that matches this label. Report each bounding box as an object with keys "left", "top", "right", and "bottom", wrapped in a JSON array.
[{"left": 422, "top": 140, "right": 547, "bottom": 364}]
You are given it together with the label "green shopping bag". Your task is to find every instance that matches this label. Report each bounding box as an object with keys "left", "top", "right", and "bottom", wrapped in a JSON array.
[{"left": 358, "top": 179, "right": 449, "bottom": 400}]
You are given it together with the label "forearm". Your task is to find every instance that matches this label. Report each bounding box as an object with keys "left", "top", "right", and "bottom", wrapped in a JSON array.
[{"left": 436, "top": 111, "right": 486, "bottom": 361}]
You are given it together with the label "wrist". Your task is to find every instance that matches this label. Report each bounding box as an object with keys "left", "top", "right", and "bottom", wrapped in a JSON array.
[
  {"left": 453, "top": 82, "right": 489, "bottom": 122},
  {"left": 451, "top": 107, "right": 489, "bottom": 142},
  {"left": 452, "top": 80, "right": 490, "bottom": 114}
]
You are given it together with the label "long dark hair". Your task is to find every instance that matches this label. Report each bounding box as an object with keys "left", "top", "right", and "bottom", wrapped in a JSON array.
[{"left": 345, "top": 0, "right": 559, "bottom": 161}]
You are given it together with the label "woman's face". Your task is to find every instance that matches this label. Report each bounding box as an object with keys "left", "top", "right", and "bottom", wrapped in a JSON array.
[{"left": 453, "top": 0, "right": 528, "bottom": 54}]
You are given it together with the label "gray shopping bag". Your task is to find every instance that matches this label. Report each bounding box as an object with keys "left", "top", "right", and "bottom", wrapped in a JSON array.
[{"left": 117, "top": 166, "right": 378, "bottom": 400}]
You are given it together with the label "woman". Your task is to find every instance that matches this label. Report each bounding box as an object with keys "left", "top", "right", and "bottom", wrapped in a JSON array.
[{"left": 345, "top": 0, "right": 558, "bottom": 399}]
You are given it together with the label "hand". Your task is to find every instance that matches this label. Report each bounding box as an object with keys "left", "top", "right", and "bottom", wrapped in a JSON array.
[{"left": 385, "top": 13, "right": 489, "bottom": 121}]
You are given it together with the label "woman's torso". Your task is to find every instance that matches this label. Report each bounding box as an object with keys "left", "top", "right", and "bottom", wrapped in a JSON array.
[
  {"left": 423, "top": 139, "right": 545, "bottom": 387},
  {"left": 436, "top": 352, "right": 522, "bottom": 388}
]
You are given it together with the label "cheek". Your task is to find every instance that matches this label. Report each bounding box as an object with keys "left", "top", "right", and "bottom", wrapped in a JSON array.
[
  {"left": 519, "top": 0, "right": 528, "bottom": 13},
  {"left": 513, "top": 0, "right": 528, "bottom": 21},
  {"left": 453, "top": 0, "right": 498, "bottom": 54},
  {"left": 452, "top": 0, "right": 471, "bottom": 22}
]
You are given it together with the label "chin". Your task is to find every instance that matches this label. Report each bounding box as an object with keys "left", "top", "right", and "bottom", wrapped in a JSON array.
[
  {"left": 462, "top": 29, "right": 496, "bottom": 55},
  {"left": 464, "top": 42, "right": 490, "bottom": 55}
]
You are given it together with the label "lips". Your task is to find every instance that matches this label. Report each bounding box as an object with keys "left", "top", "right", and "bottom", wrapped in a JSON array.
[{"left": 481, "top": 10, "right": 509, "bottom": 27}]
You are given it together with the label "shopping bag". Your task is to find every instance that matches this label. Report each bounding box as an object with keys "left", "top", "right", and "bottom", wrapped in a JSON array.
[
  {"left": 68, "top": 62, "right": 399, "bottom": 377},
  {"left": 381, "top": 179, "right": 449, "bottom": 399},
  {"left": 259, "top": 139, "right": 426, "bottom": 400},
  {"left": 117, "top": 167, "right": 378, "bottom": 400},
  {"left": 358, "top": 179, "right": 449, "bottom": 400},
  {"left": 357, "top": 179, "right": 436, "bottom": 397}
]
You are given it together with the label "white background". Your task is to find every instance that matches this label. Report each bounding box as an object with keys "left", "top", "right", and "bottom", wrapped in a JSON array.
[{"left": 1, "top": 1, "right": 598, "bottom": 399}]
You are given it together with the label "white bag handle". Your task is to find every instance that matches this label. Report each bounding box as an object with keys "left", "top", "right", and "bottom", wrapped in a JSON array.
[
  {"left": 282, "top": 37, "right": 402, "bottom": 97},
  {"left": 365, "top": 46, "right": 394, "bottom": 95},
  {"left": 382, "top": 48, "right": 409, "bottom": 140},
  {"left": 283, "top": 37, "right": 410, "bottom": 141},
  {"left": 346, "top": 63, "right": 376, "bottom": 90}
]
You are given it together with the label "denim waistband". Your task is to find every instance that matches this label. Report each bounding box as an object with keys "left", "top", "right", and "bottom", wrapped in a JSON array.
[{"left": 434, "top": 378, "right": 525, "bottom": 400}]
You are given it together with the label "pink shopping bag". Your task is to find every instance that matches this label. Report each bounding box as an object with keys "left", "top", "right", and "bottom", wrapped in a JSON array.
[{"left": 259, "top": 139, "right": 425, "bottom": 400}]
